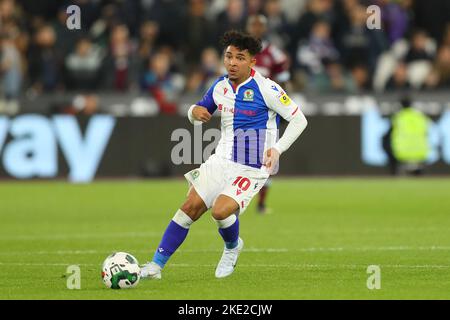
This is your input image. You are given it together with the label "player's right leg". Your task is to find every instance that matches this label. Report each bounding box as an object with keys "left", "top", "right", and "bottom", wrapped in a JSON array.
[{"left": 141, "top": 187, "right": 208, "bottom": 279}]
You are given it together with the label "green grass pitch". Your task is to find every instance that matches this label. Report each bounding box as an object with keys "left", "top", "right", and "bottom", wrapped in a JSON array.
[{"left": 1, "top": 178, "right": 450, "bottom": 299}]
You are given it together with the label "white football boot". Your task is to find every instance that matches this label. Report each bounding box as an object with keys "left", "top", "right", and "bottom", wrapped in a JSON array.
[
  {"left": 140, "top": 261, "right": 162, "bottom": 279},
  {"left": 215, "top": 237, "right": 244, "bottom": 278}
]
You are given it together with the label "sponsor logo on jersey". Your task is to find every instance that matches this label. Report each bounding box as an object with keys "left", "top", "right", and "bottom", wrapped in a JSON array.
[
  {"left": 236, "top": 189, "right": 242, "bottom": 196},
  {"left": 243, "top": 89, "right": 254, "bottom": 101},
  {"left": 224, "top": 88, "right": 228, "bottom": 95}
]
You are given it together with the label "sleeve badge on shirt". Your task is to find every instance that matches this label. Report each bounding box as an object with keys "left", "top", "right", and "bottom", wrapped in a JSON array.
[{"left": 278, "top": 92, "right": 291, "bottom": 106}]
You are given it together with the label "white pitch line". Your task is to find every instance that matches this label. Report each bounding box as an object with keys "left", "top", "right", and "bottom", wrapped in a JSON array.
[
  {"left": 0, "top": 248, "right": 290, "bottom": 255},
  {"left": 168, "top": 264, "right": 450, "bottom": 270},
  {"left": 1, "top": 246, "right": 450, "bottom": 256},
  {"left": 0, "top": 262, "right": 98, "bottom": 267},
  {"left": 0, "top": 262, "right": 448, "bottom": 269},
  {"left": 2, "top": 227, "right": 450, "bottom": 241},
  {"left": 0, "top": 232, "right": 164, "bottom": 241},
  {"left": 0, "top": 231, "right": 219, "bottom": 241}
]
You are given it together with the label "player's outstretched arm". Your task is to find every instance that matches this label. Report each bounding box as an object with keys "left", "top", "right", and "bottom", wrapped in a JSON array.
[{"left": 187, "top": 105, "right": 212, "bottom": 124}]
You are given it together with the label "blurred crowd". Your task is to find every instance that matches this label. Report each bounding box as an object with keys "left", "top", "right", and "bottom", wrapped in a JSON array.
[{"left": 0, "top": 0, "right": 449, "bottom": 114}]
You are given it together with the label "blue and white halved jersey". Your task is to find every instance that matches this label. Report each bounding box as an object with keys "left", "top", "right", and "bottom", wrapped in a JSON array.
[{"left": 196, "top": 69, "right": 300, "bottom": 169}]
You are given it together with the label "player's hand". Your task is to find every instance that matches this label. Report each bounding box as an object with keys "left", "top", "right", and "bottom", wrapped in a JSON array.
[
  {"left": 263, "top": 148, "right": 280, "bottom": 174},
  {"left": 192, "top": 106, "right": 212, "bottom": 123}
]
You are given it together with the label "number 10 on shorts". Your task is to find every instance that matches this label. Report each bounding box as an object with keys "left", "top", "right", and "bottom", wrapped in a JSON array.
[{"left": 233, "top": 176, "right": 251, "bottom": 193}]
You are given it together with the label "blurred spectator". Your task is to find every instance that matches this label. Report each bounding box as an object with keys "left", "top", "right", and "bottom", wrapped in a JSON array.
[
  {"left": 141, "top": 50, "right": 185, "bottom": 114},
  {"left": 215, "top": 0, "right": 246, "bottom": 43},
  {"left": 378, "top": 0, "right": 413, "bottom": 44},
  {"left": 103, "top": 24, "right": 137, "bottom": 91},
  {"left": 141, "top": 0, "right": 184, "bottom": 49},
  {"left": 296, "top": 20, "right": 339, "bottom": 76},
  {"left": 262, "top": 0, "right": 290, "bottom": 49},
  {"left": 425, "top": 25, "right": 450, "bottom": 89},
  {"left": 310, "top": 60, "right": 356, "bottom": 92},
  {"left": 185, "top": 47, "right": 222, "bottom": 94},
  {"left": 89, "top": 3, "right": 121, "bottom": 48},
  {"left": 1, "top": 16, "right": 28, "bottom": 53},
  {"left": 290, "top": 0, "right": 334, "bottom": 58},
  {"left": 339, "top": 4, "right": 388, "bottom": 71},
  {"left": 385, "top": 62, "right": 411, "bottom": 91},
  {"left": 280, "top": 0, "right": 308, "bottom": 24},
  {"left": 52, "top": 5, "right": 80, "bottom": 56},
  {"left": 398, "top": 30, "right": 436, "bottom": 89},
  {"left": 441, "top": 24, "right": 450, "bottom": 48},
  {"left": 180, "top": 0, "right": 216, "bottom": 66},
  {"left": 65, "top": 36, "right": 104, "bottom": 90},
  {"left": 350, "top": 64, "right": 370, "bottom": 91},
  {"left": 0, "top": 30, "right": 22, "bottom": 100},
  {"left": 426, "top": 47, "right": 450, "bottom": 89},
  {"left": 247, "top": 0, "right": 263, "bottom": 16},
  {"left": 27, "top": 24, "right": 63, "bottom": 93},
  {"left": 138, "top": 20, "right": 160, "bottom": 60},
  {"left": 332, "top": 0, "right": 359, "bottom": 51},
  {"left": 115, "top": 0, "right": 141, "bottom": 37},
  {"left": 0, "top": 0, "right": 22, "bottom": 26},
  {"left": 374, "top": 29, "right": 437, "bottom": 91},
  {"left": 247, "top": 14, "right": 290, "bottom": 84},
  {"left": 404, "top": 30, "right": 435, "bottom": 63},
  {"left": 207, "top": 0, "right": 228, "bottom": 18},
  {"left": 325, "top": 61, "right": 355, "bottom": 92},
  {"left": 384, "top": 96, "right": 431, "bottom": 175}
]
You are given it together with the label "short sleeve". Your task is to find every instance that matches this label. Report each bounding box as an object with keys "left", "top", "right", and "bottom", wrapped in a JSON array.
[
  {"left": 195, "top": 77, "right": 223, "bottom": 115},
  {"left": 262, "top": 79, "right": 300, "bottom": 122}
]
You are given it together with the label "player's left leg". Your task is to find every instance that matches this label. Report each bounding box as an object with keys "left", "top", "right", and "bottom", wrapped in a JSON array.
[
  {"left": 141, "top": 187, "right": 208, "bottom": 279},
  {"left": 211, "top": 195, "right": 244, "bottom": 278}
]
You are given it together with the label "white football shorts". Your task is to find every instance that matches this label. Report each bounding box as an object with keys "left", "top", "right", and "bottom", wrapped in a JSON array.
[{"left": 184, "top": 154, "right": 270, "bottom": 214}]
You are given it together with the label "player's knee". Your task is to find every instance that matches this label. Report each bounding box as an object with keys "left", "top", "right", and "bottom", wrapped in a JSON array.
[
  {"left": 211, "top": 206, "right": 233, "bottom": 221},
  {"left": 180, "top": 202, "right": 196, "bottom": 219},
  {"left": 180, "top": 200, "right": 204, "bottom": 221}
]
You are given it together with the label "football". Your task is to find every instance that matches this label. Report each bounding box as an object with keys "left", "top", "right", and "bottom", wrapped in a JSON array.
[{"left": 102, "top": 252, "right": 141, "bottom": 289}]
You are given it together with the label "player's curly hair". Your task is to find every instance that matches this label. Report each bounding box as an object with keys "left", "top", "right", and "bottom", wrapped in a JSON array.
[{"left": 220, "top": 30, "right": 262, "bottom": 56}]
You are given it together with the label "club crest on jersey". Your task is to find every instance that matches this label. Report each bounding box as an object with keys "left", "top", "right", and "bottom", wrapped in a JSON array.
[
  {"left": 191, "top": 170, "right": 200, "bottom": 180},
  {"left": 278, "top": 92, "right": 291, "bottom": 106},
  {"left": 243, "top": 89, "right": 254, "bottom": 101}
]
